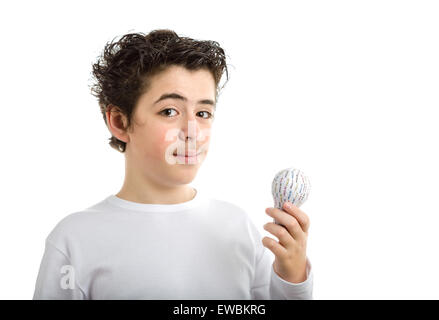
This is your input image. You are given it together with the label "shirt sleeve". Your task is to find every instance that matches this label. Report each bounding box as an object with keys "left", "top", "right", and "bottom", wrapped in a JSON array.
[
  {"left": 249, "top": 218, "right": 314, "bottom": 300},
  {"left": 33, "top": 239, "right": 87, "bottom": 300}
]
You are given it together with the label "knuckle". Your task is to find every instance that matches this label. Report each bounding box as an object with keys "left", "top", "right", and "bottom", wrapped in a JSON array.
[
  {"left": 278, "top": 227, "right": 287, "bottom": 237},
  {"left": 289, "top": 219, "right": 298, "bottom": 228},
  {"left": 304, "top": 217, "right": 310, "bottom": 226}
]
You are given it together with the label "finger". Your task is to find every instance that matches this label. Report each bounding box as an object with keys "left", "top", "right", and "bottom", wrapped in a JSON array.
[
  {"left": 266, "top": 207, "right": 305, "bottom": 242},
  {"left": 263, "top": 222, "right": 295, "bottom": 249},
  {"left": 262, "top": 236, "right": 288, "bottom": 259},
  {"left": 282, "top": 202, "right": 311, "bottom": 234}
]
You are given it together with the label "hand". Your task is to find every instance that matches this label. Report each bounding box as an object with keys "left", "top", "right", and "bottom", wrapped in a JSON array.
[{"left": 262, "top": 201, "right": 310, "bottom": 284}]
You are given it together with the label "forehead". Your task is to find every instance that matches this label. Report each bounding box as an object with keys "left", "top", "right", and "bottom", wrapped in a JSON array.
[{"left": 147, "top": 65, "right": 216, "bottom": 100}]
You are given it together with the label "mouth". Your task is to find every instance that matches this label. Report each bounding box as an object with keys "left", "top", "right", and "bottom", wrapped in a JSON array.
[{"left": 173, "top": 152, "right": 202, "bottom": 158}]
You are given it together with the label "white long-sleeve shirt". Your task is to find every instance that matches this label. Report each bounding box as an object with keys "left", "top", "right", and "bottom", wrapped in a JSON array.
[{"left": 33, "top": 188, "right": 313, "bottom": 299}]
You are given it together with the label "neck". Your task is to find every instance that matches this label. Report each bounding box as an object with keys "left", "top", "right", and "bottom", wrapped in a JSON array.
[{"left": 116, "top": 165, "right": 196, "bottom": 205}]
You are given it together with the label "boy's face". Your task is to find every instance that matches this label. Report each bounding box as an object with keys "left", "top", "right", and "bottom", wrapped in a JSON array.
[{"left": 121, "top": 65, "right": 216, "bottom": 187}]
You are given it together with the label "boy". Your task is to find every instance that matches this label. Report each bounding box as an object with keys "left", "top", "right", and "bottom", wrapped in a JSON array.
[{"left": 32, "top": 29, "right": 313, "bottom": 299}]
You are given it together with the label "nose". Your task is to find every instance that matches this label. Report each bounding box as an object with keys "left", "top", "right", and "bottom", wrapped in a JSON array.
[{"left": 178, "top": 114, "right": 199, "bottom": 142}]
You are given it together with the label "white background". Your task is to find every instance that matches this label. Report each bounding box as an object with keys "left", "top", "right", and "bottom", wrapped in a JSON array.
[{"left": 0, "top": 0, "right": 438, "bottom": 299}]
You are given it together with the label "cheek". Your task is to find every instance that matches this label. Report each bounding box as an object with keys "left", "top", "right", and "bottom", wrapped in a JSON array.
[
  {"left": 152, "top": 126, "right": 174, "bottom": 158},
  {"left": 134, "top": 121, "right": 172, "bottom": 159},
  {"left": 199, "top": 136, "right": 210, "bottom": 152},
  {"left": 198, "top": 127, "right": 212, "bottom": 150}
]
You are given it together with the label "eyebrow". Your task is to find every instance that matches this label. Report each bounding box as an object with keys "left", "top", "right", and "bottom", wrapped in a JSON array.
[{"left": 153, "top": 92, "right": 216, "bottom": 109}]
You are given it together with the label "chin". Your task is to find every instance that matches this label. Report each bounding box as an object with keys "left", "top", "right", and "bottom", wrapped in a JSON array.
[{"left": 171, "top": 171, "right": 198, "bottom": 185}]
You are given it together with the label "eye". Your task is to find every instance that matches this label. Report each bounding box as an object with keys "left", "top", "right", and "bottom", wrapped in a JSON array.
[
  {"left": 159, "top": 108, "right": 178, "bottom": 117},
  {"left": 159, "top": 108, "right": 214, "bottom": 119},
  {"left": 197, "top": 111, "right": 214, "bottom": 119}
]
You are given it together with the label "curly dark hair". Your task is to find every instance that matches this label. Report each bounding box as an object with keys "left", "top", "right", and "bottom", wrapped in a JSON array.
[{"left": 89, "top": 29, "right": 230, "bottom": 153}]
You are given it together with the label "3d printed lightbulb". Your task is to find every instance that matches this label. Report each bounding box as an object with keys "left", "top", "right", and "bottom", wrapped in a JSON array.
[{"left": 271, "top": 167, "right": 311, "bottom": 226}]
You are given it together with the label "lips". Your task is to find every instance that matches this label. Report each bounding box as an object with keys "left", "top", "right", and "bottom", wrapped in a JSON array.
[
  {"left": 173, "top": 152, "right": 201, "bottom": 157},
  {"left": 172, "top": 144, "right": 206, "bottom": 158},
  {"left": 173, "top": 150, "right": 201, "bottom": 157}
]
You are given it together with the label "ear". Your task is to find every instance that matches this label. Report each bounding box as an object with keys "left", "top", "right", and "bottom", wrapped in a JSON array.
[{"left": 106, "top": 105, "right": 130, "bottom": 143}]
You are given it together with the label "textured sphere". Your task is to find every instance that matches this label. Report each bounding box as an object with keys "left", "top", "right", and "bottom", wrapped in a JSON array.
[{"left": 271, "top": 167, "right": 311, "bottom": 225}]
